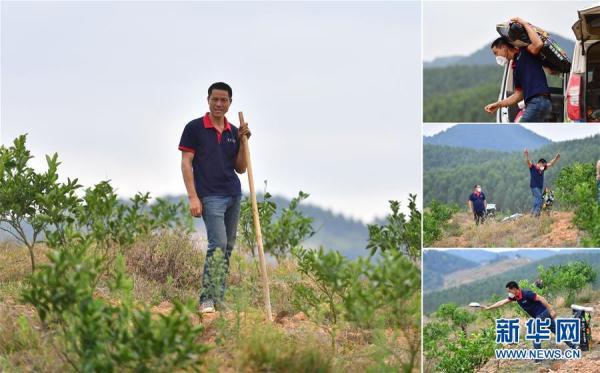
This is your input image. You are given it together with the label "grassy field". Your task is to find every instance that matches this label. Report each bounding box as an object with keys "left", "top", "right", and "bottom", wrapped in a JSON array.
[{"left": 0, "top": 236, "right": 418, "bottom": 372}]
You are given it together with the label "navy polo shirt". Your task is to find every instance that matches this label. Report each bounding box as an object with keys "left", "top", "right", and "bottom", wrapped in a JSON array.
[
  {"left": 469, "top": 192, "right": 486, "bottom": 213},
  {"left": 513, "top": 48, "right": 550, "bottom": 103},
  {"left": 509, "top": 289, "right": 547, "bottom": 318},
  {"left": 529, "top": 164, "right": 545, "bottom": 189},
  {"left": 178, "top": 113, "right": 241, "bottom": 198}
]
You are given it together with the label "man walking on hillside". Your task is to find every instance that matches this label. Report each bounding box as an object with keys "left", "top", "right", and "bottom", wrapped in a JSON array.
[
  {"left": 484, "top": 281, "right": 575, "bottom": 359},
  {"left": 468, "top": 184, "right": 487, "bottom": 225},
  {"left": 179, "top": 82, "right": 251, "bottom": 313},
  {"left": 484, "top": 17, "right": 552, "bottom": 122},
  {"left": 524, "top": 148, "right": 560, "bottom": 217}
]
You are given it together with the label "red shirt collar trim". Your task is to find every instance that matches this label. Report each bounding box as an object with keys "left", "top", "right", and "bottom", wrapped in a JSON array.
[
  {"left": 515, "top": 289, "right": 523, "bottom": 301},
  {"left": 203, "top": 112, "right": 231, "bottom": 132}
]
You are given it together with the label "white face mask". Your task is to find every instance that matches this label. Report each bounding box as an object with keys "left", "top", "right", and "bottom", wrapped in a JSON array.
[
  {"left": 496, "top": 55, "right": 508, "bottom": 67},
  {"left": 476, "top": 188, "right": 482, "bottom": 193},
  {"left": 508, "top": 292, "right": 515, "bottom": 299},
  {"left": 539, "top": 166, "right": 545, "bottom": 171}
]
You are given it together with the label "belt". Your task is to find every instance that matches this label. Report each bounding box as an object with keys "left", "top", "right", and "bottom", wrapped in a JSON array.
[{"left": 527, "top": 93, "right": 551, "bottom": 102}]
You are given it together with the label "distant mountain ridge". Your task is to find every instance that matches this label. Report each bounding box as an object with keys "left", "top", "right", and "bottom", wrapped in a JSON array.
[
  {"left": 1, "top": 194, "right": 372, "bottom": 259},
  {"left": 423, "top": 124, "right": 553, "bottom": 152},
  {"left": 425, "top": 33, "right": 575, "bottom": 68}
]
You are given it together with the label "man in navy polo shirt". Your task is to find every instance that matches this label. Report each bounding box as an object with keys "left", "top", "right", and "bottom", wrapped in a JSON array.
[
  {"left": 524, "top": 148, "right": 560, "bottom": 217},
  {"left": 179, "top": 82, "right": 250, "bottom": 313},
  {"left": 484, "top": 17, "right": 552, "bottom": 122},
  {"left": 468, "top": 184, "right": 487, "bottom": 225},
  {"left": 484, "top": 281, "right": 575, "bottom": 354}
]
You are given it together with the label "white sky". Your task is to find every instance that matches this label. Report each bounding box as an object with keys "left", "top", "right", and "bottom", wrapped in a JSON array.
[
  {"left": 423, "top": 123, "right": 600, "bottom": 142},
  {"left": 1, "top": 1, "right": 422, "bottom": 223},
  {"left": 423, "top": 0, "right": 591, "bottom": 62}
]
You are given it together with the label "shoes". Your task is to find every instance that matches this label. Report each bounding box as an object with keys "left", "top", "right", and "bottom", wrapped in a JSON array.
[{"left": 199, "top": 299, "right": 216, "bottom": 313}]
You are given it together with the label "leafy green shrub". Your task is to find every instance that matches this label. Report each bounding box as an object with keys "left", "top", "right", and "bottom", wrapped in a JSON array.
[
  {"left": 425, "top": 303, "right": 495, "bottom": 372},
  {"left": 555, "top": 162, "right": 600, "bottom": 246},
  {"left": 367, "top": 194, "right": 421, "bottom": 262},
  {"left": 292, "top": 196, "right": 422, "bottom": 372},
  {"left": 22, "top": 238, "right": 208, "bottom": 372},
  {"left": 292, "top": 246, "right": 354, "bottom": 351},
  {"left": 424, "top": 200, "right": 459, "bottom": 247},
  {"left": 436, "top": 327, "right": 495, "bottom": 373},
  {"left": 434, "top": 303, "right": 476, "bottom": 334},
  {"left": 538, "top": 261, "right": 596, "bottom": 304},
  {"left": 239, "top": 190, "right": 315, "bottom": 262},
  {"left": 0, "top": 135, "right": 80, "bottom": 270}
]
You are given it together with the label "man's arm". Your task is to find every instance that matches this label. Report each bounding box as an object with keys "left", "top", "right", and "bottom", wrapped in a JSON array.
[
  {"left": 546, "top": 153, "right": 561, "bottom": 169},
  {"left": 484, "top": 298, "right": 511, "bottom": 310},
  {"left": 181, "top": 152, "right": 202, "bottom": 217},
  {"left": 235, "top": 122, "right": 251, "bottom": 174},
  {"left": 468, "top": 200, "right": 473, "bottom": 213},
  {"left": 485, "top": 90, "right": 524, "bottom": 114},
  {"left": 524, "top": 148, "right": 532, "bottom": 168},
  {"left": 537, "top": 295, "right": 557, "bottom": 318},
  {"left": 512, "top": 17, "right": 543, "bottom": 55}
]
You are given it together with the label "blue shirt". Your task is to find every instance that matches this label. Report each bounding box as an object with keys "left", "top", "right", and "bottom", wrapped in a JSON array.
[
  {"left": 469, "top": 192, "right": 486, "bottom": 213},
  {"left": 509, "top": 289, "right": 547, "bottom": 318},
  {"left": 178, "top": 113, "right": 241, "bottom": 198},
  {"left": 529, "top": 164, "right": 545, "bottom": 189},
  {"left": 513, "top": 47, "right": 550, "bottom": 103}
]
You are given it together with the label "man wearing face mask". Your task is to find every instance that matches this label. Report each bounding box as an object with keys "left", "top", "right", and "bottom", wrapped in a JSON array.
[
  {"left": 484, "top": 281, "right": 575, "bottom": 355},
  {"left": 468, "top": 184, "right": 487, "bottom": 225},
  {"left": 525, "top": 148, "right": 560, "bottom": 217},
  {"left": 484, "top": 17, "right": 551, "bottom": 122}
]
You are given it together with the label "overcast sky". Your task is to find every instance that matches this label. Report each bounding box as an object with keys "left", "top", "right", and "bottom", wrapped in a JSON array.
[
  {"left": 423, "top": 123, "right": 600, "bottom": 141},
  {"left": 423, "top": 0, "right": 590, "bottom": 62},
  {"left": 1, "top": 1, "right": 422, "bottom": 223}
]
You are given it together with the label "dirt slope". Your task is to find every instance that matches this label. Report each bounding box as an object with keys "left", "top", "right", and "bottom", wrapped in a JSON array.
[{"left": 433, "top": 211, "right": 581, "bottom": 248}]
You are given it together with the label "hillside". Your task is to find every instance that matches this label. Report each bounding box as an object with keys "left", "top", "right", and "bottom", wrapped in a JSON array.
[
  {"left": 425, "top": 249, "right": 581, "bottom": 293},
  {"left": 423, "top": 124, "right": 552, "bottom": 152},
  {"left": 423, "top": 34, "right": 575, "bottom": 122},
  {"left": 429, "top": 211, "right": 582, "bottom": 249},
  {"left": 448, "top": 249, "right": 573, "bottom": 264},
  {"left": 424, "top": 134, "right": 600, "bottom": 213},
  {"left": 423, "top": 250, "right": 478, "bottom": 291},
  {"left": 424, "top": 251, "right": 600, "bottom": 314}
]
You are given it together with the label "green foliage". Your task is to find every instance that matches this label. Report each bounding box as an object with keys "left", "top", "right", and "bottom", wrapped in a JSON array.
[
  {"left": 292, "top": 196, "right": 422, "bottom": 372},
  {"left": 423, "top": 200, "right": 459, "bottom": 247},
  {"left": 292, "top": 246, "right": 354, "bottom": 351},
  {"left": 423, "top": 65, "right": 503, "bottom": 123},
  {"left": 425, "top": 303, "right": 495, "bottom": 372},
  {"left": 555, "top": 162, "right": 600, "bottom": 246},
  {"left": 22, "top": 238, "right": 208, "bottom": 372},
  {"left": 434, "top": 303, "right": 476, "bottom": 333},
  {"left": 0, "top": 134, "right": 81, "bottom": 270},
  {"left": 367, "top": 194, "right": 421, "bottom": 262},
  {"left": 424, "top": 136, "right": 600, "bottom": 215},
  {"left": 435, "top": 327, "right": 496, "bottom": 373},
  {"left": 239, "top": 190, "right": 315, "bottom": 262},
  {"left": 539, "top": 261, "right": 597, "bottom": 304},
  {"left": 2, "top": 134, "right": 207, "bottom": 371}
]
